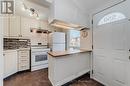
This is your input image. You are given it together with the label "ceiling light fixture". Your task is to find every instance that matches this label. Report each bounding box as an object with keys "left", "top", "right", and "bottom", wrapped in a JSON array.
[
  {"left": 22, "top": 2, "right": 40, "bottom": 20},
  {"left": 22, "top": 3, "right": 27, "bottom": 11}
]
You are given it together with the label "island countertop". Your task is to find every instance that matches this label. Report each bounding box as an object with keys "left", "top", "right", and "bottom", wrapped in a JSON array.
[{"left": 48, "top": 49, "right": 92, "bottom": 57}]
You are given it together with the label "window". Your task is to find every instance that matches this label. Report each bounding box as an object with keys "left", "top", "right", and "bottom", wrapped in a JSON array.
[
  {"left": 98, "top": 12, "right": 126, "bottom": 25},
  {"left": 69, "top": 30, "right": 80, "bottom": 50}
]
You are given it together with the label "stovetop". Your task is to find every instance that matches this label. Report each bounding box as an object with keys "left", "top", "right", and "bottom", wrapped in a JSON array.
[{"left": 31, "top": 46, "right": 50, "bottom": 52}]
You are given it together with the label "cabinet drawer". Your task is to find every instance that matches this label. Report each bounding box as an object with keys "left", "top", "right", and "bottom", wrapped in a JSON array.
[
  {"left": 19, "top": 58, "right": 29, "bottom": 64},
  {"left": 18, "top": 51, "right": 30, "bottom": 59},
  {"left": 19, "top": 53, "right": 29, "bottom": 57},
  {"left": 19, "top": 51, "right": 29, "bottom": 55},
  {"left": 19, "top": 55, "right": 29, "bottom": 59},
  {"left": 18, "top": 63, "right": 30, "bottom": 71}
]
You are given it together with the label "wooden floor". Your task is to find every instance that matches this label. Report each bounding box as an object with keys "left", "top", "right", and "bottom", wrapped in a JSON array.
[{"left": 4, "top": 69, "right": 104, "bottom": 86}]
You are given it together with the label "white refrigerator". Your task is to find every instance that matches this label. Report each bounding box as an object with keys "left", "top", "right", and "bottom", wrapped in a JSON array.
[{"left": 49, "top": 32, "right": 66, "bottom": 51}]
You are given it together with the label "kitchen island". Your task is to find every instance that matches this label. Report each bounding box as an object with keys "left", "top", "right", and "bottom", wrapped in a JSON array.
[{"left": 48, "top": 49, "right": 92, "bottom": 86}]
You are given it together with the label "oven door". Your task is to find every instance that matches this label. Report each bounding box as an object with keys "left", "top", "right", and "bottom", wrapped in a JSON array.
[{"left": 31, "top": 51, "right": 48, "bottom": 66}]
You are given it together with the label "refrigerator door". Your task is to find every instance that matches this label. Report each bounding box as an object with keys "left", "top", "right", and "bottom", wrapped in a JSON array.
[
  {"left": 52, "top": 44, "right": 65, "bottom": 51},
  {"left": 53, "top": 32, "right": 65, "bottom": 43}
]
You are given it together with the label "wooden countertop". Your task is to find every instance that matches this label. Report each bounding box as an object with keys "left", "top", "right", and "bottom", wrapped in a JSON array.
[{"left": 48, "top": 49, "right": 92, "bottom": 57}]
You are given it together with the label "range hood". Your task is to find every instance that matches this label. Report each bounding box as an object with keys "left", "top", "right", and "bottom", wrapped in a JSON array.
[
  {"left": 50, "top": 19, "right": 86, "bottom": 30},
  {"left": 30, "top": 28, "right": 51, "bottom": 33}
]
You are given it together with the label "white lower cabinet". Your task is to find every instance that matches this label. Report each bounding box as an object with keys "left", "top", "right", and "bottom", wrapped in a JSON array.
[
  {"left": 4, "top": 50, "right": 18, "bottom": 78},
  {"left": 18, "top": 50, "right": 30, "bottom": 71},
  {"left": 4, "top": 49, "right": 30, "bottom": 78}
]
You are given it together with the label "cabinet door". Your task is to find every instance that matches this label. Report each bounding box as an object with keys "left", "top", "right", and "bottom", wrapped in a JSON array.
[
  {"left": 21, "top": 17, "right": 39, "bottom": 38},
  {"left": 21, "top": 17, "right": 31, "bottom": 38},
  {"left": 0, "top": 17, "right": 9, "bottom": 37},
  {"left": 9, "top": 16, "right": 21, "bottom": 37},
  {"left": 4, "top": 50, "right": 17, "bottom": 78}
]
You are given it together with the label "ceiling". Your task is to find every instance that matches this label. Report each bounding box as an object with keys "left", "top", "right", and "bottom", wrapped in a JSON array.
[
  {"left": 15, "top": 0, "right": 122, "bottom": 20},
  {"left": 72, "top": 0, "right": 122, "bottom": 14},
  {"left": 15, "top": 0, "right": 50, "bottom": 20},
  {"left": 27, "top": 0, "right": 51, "bottom": 8}
]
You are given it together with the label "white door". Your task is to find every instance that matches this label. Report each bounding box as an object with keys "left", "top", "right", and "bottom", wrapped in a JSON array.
[{"left": 93, "top": 1, "right": 130, "bottom": 86}]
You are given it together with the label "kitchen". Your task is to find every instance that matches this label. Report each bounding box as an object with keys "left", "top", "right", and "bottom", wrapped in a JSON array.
[{"left": 0, "top": 0, "right": 130, "bottom": 86}]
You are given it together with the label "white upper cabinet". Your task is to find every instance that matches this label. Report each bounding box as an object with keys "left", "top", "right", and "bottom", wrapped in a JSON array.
[
  {"left": 3, "top": 15, "right": 49, "bottom": 38},
  {"left": 2, "top": 17, "right": 9, "bottom": 37},
  {"left": 2, "top": 16, "right": 21, "bottom": 37},
  {"left": 9, "top": 16, "right": 21, "bottom": 37},
  {"left": 49, "top": 0, "right": 88, "bottom": 27},
  {"left": 21, "top": 17, "right": 32, "bottom": 38}
]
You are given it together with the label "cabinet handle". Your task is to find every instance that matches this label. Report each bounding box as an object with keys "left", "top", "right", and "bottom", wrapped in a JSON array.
[
  {"left": 21, "top": 66, "right": 26, "bottom": 68},
  {"left": 129, "top": 56, "right": 130, "bottom": 60},
  {"left": 19, "top": 35, "right": 22, "bottom": 37},
  {"left": 21, "top": 59, "right": 27, "bottom": 61}
]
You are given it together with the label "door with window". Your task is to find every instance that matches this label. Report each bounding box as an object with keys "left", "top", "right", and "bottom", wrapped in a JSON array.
[{"left": 93, "top": 1, "right": 130, "bottom": 86}]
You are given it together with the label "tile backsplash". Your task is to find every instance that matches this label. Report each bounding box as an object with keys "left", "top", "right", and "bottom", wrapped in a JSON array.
[{"left": 4, "top": 38, "right": 30, "bottom": 50}]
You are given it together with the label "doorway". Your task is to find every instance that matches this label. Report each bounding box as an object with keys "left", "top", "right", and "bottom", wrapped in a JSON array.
[{"left": 92, "top": 0, "right": 130, "bottom": 86}]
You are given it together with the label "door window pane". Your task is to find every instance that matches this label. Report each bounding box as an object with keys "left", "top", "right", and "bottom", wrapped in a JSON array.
[{"left": 98, "top": 12, "right": 126, "bottom": 25}]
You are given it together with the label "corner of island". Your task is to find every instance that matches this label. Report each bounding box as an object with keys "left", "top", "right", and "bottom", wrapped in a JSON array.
[{"left": 48, "top": 49, "right": 92, "bottom": 86}]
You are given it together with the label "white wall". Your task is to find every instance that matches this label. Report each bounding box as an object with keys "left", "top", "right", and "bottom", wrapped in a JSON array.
[
  {"left": 0, "top": 16, "right": 4, "bottom": 86},
  {"left": 80, "top": 29, "right": 92, "bottom": 50}
]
